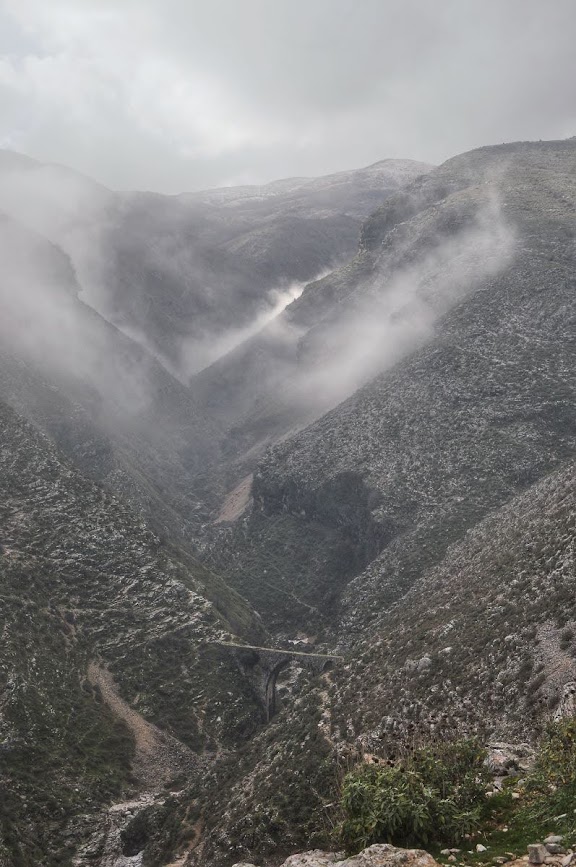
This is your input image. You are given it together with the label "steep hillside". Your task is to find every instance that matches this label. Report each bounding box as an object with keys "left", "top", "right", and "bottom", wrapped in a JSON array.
[
  {"left": 0, "top": 399, "right": 264, "bottom": 866},
  {"left": 192, "top": 145, "right": 515, "bottom": 480},
  {"left": 206, "top": 139, "right": 576, "bottom": 630},
  {"left": 0, "top": 209, "right": 226, "bottom": 539},
  {"left": 198, "top": 457, "right": 576, "bottom": 867},
  {"left": 0, "top": 151, "right": 431, "bottom": 538},
  {"left": 101, "top": 159, "right": 432, "bottom": 372}
]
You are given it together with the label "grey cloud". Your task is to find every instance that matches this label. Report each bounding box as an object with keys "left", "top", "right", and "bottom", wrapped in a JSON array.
[{"left": 0, "top": 0, "right": 575, "bottom": 192}]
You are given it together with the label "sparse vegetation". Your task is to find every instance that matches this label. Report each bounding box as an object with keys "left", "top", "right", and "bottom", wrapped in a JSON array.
[{"left": 339, "top": 720, "right": 576, "bottom": 864}]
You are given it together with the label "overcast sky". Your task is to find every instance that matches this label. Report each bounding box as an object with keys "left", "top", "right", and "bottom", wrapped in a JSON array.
[{"left": 0, "top": 0, "right": 574, "bottom": 193}]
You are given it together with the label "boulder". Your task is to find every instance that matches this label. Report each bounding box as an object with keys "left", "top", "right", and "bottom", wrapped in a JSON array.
[
  {"left": 528, "top": 845, "right": 548, "bottom": 865},
  {"left": 281, "top": 854, "right": 339, "bottom": 867},
  {"left": 338, "top": 846, "right": 440, "bottom": 867},
  {"left": 486, "top": 743, "right": 534, "bottom": 776},
  {"left": 553, "top": 683, "right": 576, "bottom": 721},
  {"left": 416, "top": 656, "right": 432, "bottom": 672}
]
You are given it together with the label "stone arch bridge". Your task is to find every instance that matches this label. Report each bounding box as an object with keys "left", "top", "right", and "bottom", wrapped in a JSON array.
[{"left": 213, "top": 642, "right": 343, "bottom": 721}]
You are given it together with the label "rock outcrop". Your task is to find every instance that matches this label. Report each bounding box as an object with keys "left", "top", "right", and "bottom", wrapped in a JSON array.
[{"left": 233, "top": 844, "right": 441, "bottom": 867}]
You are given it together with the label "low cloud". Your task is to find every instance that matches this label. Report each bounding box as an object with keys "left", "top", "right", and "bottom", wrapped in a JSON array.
[
  {"left": 0, "top": 204, "right": 152, "bottom": 419},
  {"left": 180, "top": 275, "right": 329, "bottom": 377},
  {"left": 295, "top": 191, "right": 515, "bottom": 414}
]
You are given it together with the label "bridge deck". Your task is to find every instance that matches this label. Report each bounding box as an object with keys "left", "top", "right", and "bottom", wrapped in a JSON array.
[{"left": 213, "top": 641, "right": 344, "bottom": 661}]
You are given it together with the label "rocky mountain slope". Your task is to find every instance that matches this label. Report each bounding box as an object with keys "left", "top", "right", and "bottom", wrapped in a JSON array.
[
  {"left": 191, "top": 144, "right": 514, "bottom": 480},
  {"left": 0, "top": 397, "right": 266, "bottom": 866},
  {"left": 0, "top": 150, "right": 430, "bottom": 534},
  {"left": 1, "top": 138, "right": 576, "bottom": 867},
  {"left": 206, "top": 139, "right": 576, "bottom": 629},
  {"left": 197, "top": 435, "right": 576, "bottom": 867},
  {"left": 0, "top": 150, "right": 432, "bottom": 864}
]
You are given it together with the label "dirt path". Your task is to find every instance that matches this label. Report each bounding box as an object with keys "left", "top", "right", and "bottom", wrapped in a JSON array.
[
  {"left": 214, "top": 474, "right": 253, "bottom": 523},
  {"left": 164, "top": 817, "right": 204, "bottom": 867},
  {"left": 88, "top": 661, "right": 197, "bottom": 790}
]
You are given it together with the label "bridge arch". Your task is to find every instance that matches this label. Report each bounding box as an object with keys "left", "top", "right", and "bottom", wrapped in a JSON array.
[{"left": 210, "top": 642, "right": 343, "bottom": 722}]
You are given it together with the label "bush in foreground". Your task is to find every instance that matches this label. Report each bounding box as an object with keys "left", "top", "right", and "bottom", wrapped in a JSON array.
[
  {"left": 340, "top": 719, "right": 576, "bottom": 860},
  {"left": 340, "top": 739, "right": 489, "bottom": 852}
]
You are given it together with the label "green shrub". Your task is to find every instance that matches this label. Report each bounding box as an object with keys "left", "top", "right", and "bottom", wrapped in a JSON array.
[
  {"left": 340, "top": 739, "right": 489, "bottom": 853},
  {"left": 516, "top": 717, "right": 576, "bottom": 825},
  {"left": 528, "top": 717, "right": 576, "bottom": 789}
]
